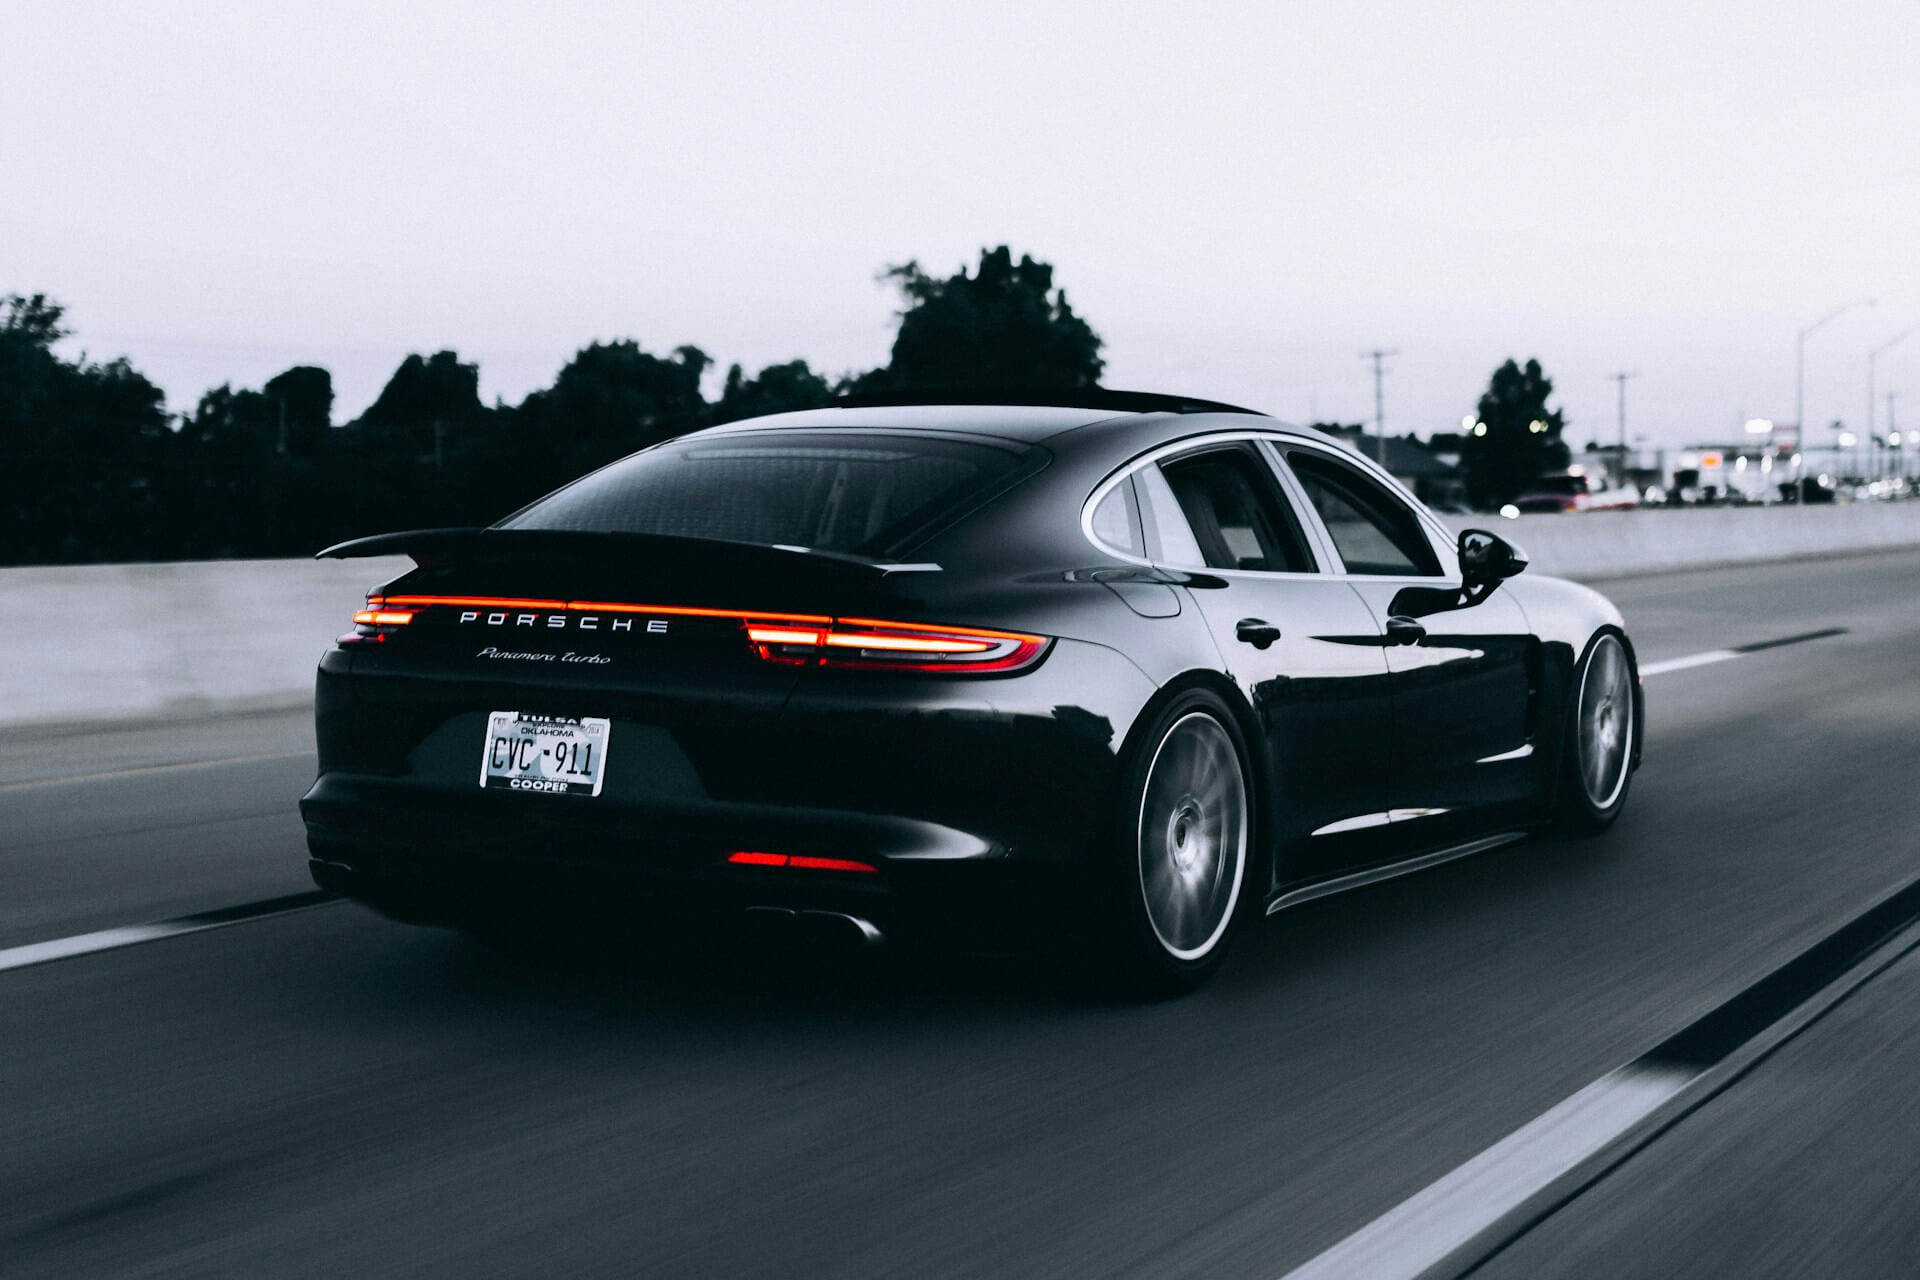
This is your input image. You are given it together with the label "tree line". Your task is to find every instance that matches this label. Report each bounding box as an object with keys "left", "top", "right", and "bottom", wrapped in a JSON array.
[{"left": 1, "top": 245, "right": 1564, "bottom": 566}]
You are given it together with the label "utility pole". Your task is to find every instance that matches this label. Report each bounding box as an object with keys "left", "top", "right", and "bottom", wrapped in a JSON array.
[
  {"left": 1892, "top": 391, "right": 1902, "bottom": 482},
  {"left": 1867, "top": 329, "right": 1912, "bottom": 441},
  {"left": 1796, "top": 298, "right": 1874, "bottom": 437},
  {"left": 1359, "top": 349, "right": 1396, "bottom": 466},
  {"left": 1610, "top": 371, "right": 1637, "bottom": 485}
]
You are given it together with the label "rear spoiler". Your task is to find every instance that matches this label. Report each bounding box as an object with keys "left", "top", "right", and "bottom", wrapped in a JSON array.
[{"left": 314, "top": 528, "right": 940, "bottom": 576}]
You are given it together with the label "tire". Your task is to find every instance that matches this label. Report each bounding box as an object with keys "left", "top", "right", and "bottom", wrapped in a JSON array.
[
  {"left": 1100, "top": 690, "right": 1254, "bottom": 996},
  {"left": 1556, "top": 632, "right": 1636, "bottom": 832}
]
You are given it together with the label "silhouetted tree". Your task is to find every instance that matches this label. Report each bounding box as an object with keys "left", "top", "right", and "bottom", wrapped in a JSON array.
[
  {"left": 352, "top": 349, "right": 484, "bottom": 466},
  {"left": 1459, "top": 358, "right": 1570, "bottom": 507},
  {"left": 1, "top": 250, "right": 1116, "bottom": 564},
  {"left": 0, "top": 294, "right": 169, "bottom": 562},
  {"left": 509, "top": 340, "right": 711, "bottom": 499},
  {"left": 263, "top": 365, "right": 333, "bottom": 457},
  {"left": 866, "top": 246, "right": 1104, "bottom": 391},
  {"left": 714, "top": 359, "right": 833, "bottom": 424}
]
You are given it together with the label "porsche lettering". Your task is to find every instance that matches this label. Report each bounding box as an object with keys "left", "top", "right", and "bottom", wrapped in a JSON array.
[{"left": 456, "top": 610, "right": 667, "bottom": 634}]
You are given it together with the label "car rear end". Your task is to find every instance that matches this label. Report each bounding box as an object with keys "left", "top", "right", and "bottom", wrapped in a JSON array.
[{"left": 300, "top": 425, "right": 1153, "bottom": 945}]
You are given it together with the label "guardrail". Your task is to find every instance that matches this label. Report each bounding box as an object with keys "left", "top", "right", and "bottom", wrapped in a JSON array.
[{"left": 2, "top": 503, "right": 1917, "bottom": 732}]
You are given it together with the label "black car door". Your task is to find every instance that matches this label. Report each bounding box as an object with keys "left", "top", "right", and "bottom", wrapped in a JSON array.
[
  {"left": 1135, "top": 441, "right": 1398, "bottom": 887},
  {"left": 1273, "top": 444, "right": 1537, "bottom": 840}
]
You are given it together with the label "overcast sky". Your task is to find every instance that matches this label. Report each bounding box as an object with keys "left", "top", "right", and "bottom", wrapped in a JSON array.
[{"left": 5, "top": 1, "right": 1917, "bottom": 444}]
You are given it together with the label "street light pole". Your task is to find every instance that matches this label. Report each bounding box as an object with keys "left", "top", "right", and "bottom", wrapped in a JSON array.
[
  {"left": 1359, "top": 349, "right": 1397, "bottom": 466},
  {"left": 1867, "top": 329, "right": 1912, "bottom": 442},
  {"left": 1797, "top": 298, "right": 1875, "bottom": 437}
]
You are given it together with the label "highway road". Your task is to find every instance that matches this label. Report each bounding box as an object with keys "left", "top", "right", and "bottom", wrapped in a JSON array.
[{"left": 3, "top": 548, "right": 1918, "bottom": 1278}]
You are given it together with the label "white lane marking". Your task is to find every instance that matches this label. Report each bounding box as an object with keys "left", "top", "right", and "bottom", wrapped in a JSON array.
[
  {"left": 1638, "top": 649, "right": 1739, "bottom": 677},
  {"left": 1280, "top": 889, "right": 1920, "bottom": 1280},
  {"left": 1280, "top": 1066, "right": 1689, "bottom": 1280},
  {"left": 0, "top": 894, "right": 338, "bottom": 974},
  {"left": 0, "top": 924, "right": 184, "bottom": 971},
  {"left": 0, "top": 750, "right": 312, "bottom": 792}
]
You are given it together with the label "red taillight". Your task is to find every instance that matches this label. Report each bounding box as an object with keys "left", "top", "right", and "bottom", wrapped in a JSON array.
[
  {"left": 747, "top": 618, "right": 1048, "bottom": 674},
  {"left": 727, "top": 851, "right": 878, "bottom": 874},
  {"left": 340, "top": 597, "right": 417, "bottom": 645}
]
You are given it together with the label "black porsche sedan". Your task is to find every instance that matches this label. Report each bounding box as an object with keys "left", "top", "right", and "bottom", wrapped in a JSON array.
[{"left": 303, "top": 391, "right": 1640, "bottom": 992}]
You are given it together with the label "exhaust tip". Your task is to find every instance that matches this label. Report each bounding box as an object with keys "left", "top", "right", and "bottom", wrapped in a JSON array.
[
  {"left": 743, "top": 907, "right": 884, "bottom": 948},
  {"left": 802, "top": 910, "right": 885, "bottom": 947}
]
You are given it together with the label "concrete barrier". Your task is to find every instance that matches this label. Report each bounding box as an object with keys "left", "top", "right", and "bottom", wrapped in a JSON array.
[
  {"left": 2, "top": 503, "right": 1918, "bottom": 732},
  {"left": 1439, "top": 502, "right": 1920, "bottom": 581},
  {"left": 0, "top": 556, "right": 410, "bottom": 729}
]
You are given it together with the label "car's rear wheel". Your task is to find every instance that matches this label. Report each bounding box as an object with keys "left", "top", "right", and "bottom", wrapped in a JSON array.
[
  {"left": 1557, "top": 632, "right": 1635, "bottom": 832},
  {"left": 1102, "top": 692, "right": 1252, "bottom": 996}
]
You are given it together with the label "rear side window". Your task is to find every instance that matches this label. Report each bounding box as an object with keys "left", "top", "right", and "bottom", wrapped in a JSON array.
[
  {"left": 1285, "top": 451, "right": 1441, "bottom": 576},
  {"left": 1088, "top": 480, "right": 1145, "bottom": 557},
  {"left": 501, "top": 431, "right": 1031, "bottom": 556},
  {"left": 1154, "top": 447, "right": 1313, "bottom": 573}
]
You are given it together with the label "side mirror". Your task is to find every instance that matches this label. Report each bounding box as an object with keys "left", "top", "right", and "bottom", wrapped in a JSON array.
[{"left": 1458, "top": 528, "right": 1528, "bottom": 589}]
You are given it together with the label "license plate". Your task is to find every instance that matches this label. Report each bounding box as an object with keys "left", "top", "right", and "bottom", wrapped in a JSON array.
[{"left": 481, "top": 712, "right": 610, "bottom": 797}]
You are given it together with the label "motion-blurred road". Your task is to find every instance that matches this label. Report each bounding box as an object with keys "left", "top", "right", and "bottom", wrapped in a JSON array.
[{"left": 3, "top": 550, "right": 1918, "bottom": 1278}]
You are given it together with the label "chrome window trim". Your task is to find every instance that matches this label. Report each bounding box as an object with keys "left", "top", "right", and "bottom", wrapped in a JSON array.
[{"left": 1079, "top": 429, "right": 1346, "bottom": 577}]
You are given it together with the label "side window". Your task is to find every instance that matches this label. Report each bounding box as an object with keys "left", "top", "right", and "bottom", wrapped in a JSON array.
[
  {"left": 1088, "top": 479, "right": 1145, "bottom": 557},
  {"left": 1153, "top": 447, "right": 1314, "bottom": 573},
  {"left": 1135, "top": 464, "right": 1208, "bottom": 567},
  {"left": 1285, "top": 451, "right": 1441, "bottom": 576}
]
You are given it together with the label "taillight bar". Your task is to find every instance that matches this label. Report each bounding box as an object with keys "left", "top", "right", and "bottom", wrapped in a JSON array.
[
  {"left": 727, "top": 851, "right": 878, "bottom": 873},
  {"left": 345, "top": 595, "right": 1049, "bottom": 674}
]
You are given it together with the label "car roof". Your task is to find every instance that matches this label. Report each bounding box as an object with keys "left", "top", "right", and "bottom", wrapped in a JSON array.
[
  {"left": 701, "top": 399, "right": 1310, "bottom": 448},
  {"left": 702, "top": 403, "right": 1130, "bottom": 441}
]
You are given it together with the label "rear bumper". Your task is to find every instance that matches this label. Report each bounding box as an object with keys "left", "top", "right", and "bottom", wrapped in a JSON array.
[{"left": 301, "top": 772, "right": 1075, "bottom": 940}]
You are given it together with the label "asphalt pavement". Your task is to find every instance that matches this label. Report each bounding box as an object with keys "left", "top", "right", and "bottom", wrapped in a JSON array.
[{"left": 3, "top": 548, "right": 1918, "bottom": 1278}]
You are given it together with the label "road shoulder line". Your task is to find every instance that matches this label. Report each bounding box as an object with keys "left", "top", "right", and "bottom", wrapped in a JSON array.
[
  {"left": 0, "top": 892, "right": 339, "bottom": 975},
  {"left": 1279, "top": 873, "right": 1920, "bottom": 1280}
]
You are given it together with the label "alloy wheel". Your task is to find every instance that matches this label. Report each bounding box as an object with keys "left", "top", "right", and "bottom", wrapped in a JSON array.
[
  {"left": 1137, "top": 711, "right": 1248, "bottom": 961},
  {"left": 1577, "top": 634, "right": 1634, "bottom": 810}
]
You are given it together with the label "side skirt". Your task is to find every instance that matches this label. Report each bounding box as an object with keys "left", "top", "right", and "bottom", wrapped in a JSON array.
[{"left": 1265, "top": 831, "right": 1529, "bottom": 916}]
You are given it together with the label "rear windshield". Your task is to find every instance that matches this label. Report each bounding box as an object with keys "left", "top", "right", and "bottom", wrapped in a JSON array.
[
  {"left": 1529, "top": 474, "right": 1591, "bottom": 495},
  {"left": 499, "top": 430, "right": 1032, "bottom": 556}
]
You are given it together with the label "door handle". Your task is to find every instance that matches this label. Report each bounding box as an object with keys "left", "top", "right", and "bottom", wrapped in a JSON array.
[
  {"left": 1385, "top": 615, "right": 1426, "bottom": 645},
  {"left": 1235, "top": 618, "right": 1281, "bottom": 649}
]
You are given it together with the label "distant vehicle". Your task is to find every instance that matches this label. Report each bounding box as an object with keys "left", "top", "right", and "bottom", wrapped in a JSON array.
[
  {"left": 1774, "top": 474, "right": 1835, "bottom": 504},
  {"left": 1512, "top": 470, "right": 1639, "bottom": 513},
  {"left": 306, "top": 393, "right": 1642, "bottom": 993}
]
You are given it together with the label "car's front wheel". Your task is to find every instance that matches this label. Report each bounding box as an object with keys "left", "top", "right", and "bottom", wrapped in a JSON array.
[
  {"left": 1557, "top": 632, "right": 1636, "bottom": 831},
  {"left": 1102, "top": 691, "right": 1253, "bottom": 996}
]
